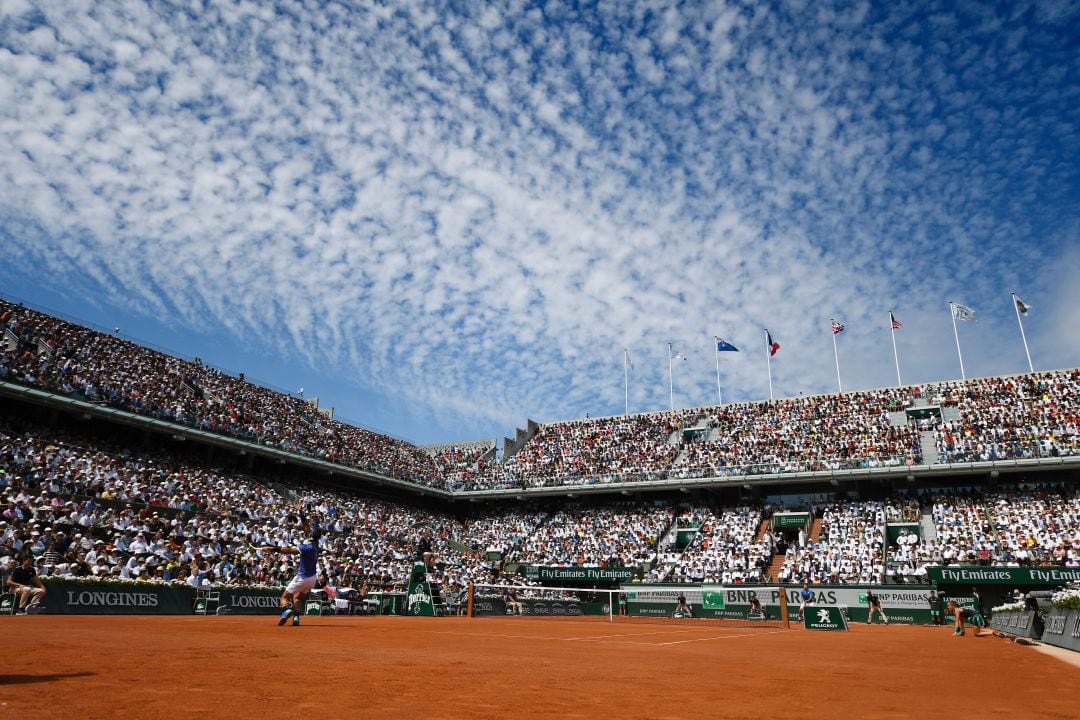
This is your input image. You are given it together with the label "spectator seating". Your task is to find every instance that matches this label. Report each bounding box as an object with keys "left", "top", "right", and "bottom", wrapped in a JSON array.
[{"left": 2, "top": 301, "right": 1078, "bottom": 495}]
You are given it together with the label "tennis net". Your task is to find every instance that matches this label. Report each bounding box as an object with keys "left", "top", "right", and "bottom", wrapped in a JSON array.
[{"left": 467, "top": 582, "right": 789, "bottom": 629}]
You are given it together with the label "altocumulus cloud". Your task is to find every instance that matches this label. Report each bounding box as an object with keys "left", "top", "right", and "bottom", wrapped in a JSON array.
[{"left": 0, "top": 0, "right": 1077, "bottom": 442}]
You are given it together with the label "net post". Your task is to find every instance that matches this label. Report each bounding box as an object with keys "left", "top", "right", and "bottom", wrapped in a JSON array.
[
  {"left": 609, "top": 589, "right": 614, "bottom": 624},
  {"left": 779, "top": 588, "right": 790, "bottom": 630},
  {"left": 467, "top": 581, "right": 475, "bottom": 619}
]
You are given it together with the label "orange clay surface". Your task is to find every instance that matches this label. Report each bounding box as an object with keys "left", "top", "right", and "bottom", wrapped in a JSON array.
[{"left": 1, "top": 616, "right": 1076, "bottom": 720}]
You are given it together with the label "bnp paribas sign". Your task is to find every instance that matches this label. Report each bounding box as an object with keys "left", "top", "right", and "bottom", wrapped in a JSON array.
[{"left": 927, "top": 566, "right": 1080, "bottom": 586}]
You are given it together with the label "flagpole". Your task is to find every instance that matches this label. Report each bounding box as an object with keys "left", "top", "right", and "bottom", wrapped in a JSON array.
[
  {"left": 949, "top": 301, "right": 966, "bottom": 380},
  {"left": 889, "top": 311, "right": 902, "bottom": 387},
  {"left": 714, "top": 338, "right": 722, "bottom": 405},
  {"left": 623, "top": 348, "right": 630, "bottom": 415},
  {"left": 830, "top": 319, "right": 843, "bottom": 393},
  {"left": 765, "top": 329, "right": 774, "bottom": 401},
  {"left": 1011, "top": 293, "right": 1034, "bottom": 373},
  {"left": 667, "top": 342, "right": 674, "bottom": 411}
]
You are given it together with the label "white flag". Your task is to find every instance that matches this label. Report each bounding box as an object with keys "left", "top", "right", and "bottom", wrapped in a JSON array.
[{"left": 952, "top": 303, "right": 975, "bottom": 321}]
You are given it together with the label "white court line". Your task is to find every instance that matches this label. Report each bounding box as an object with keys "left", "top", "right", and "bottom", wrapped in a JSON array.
[
  {"left": 419, "top": 628, "right": 789, "bottom": 647},
  {"left": 561, "top": 628, "right": 719, "bottom": 640},
  {"left": 130, "top": 617, "right": 392, "bottom": 630},
  {"left": 653, "top": 629, "right": 788, "bottom": 645}
]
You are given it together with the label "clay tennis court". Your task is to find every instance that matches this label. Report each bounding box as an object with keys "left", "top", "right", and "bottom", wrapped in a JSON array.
[{"left": 2, "top": 616, "right": 1075, "bottom": 719}]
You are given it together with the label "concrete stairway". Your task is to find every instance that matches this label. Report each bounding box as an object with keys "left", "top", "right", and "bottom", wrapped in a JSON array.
[
  {"left": 919, "top": 509, "right": 937, "bottom": 542},
  {"left": 920, "top": 431, "right": 939, "bottom": 465},
  {"left": 765, "top": 553, "right": 787, "bottom": 583},
  {"left": 754, "top": 517, "right": 770, "bottom": 543}
]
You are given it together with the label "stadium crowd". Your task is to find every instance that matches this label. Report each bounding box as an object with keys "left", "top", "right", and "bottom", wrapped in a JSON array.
[
  {"left": 0, "top": 418, "right": 475, "bottom": 597},
  {"left": 932, "top": 371, "right": 1080, "bottom": 462},
  {"left": 3, "top": 302, "right": 1078, "bottom": 494},
  {"left": 1, "top": 411, "right": 1078, "bottom": 606},
  {"left": 666, "top": 506, "right": 770, "bottom": 584},
  {"left": 0, "top": 419, "right": 673, "bottom": 602},
  {"left": 0, "top": 301, "right": 467, "bottom": 489},
  {"left": 508, "top": 503, "right": 673, "bottom": 568},
  {"left": 501, "top": 413, "right": 690, "bottom": 487},
  {"left": 775, "top": 500, "right": 886, "bottom": 584},
  {"left": 673, "top": 391, "right": 922, "bottom": 476}
]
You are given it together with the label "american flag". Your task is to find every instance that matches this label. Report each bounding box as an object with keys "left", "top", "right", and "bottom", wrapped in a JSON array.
[
  {"left": 831, "top": 320, "right": 845, "bottom": 334},
  {"left": 890, "top": 312, "right": 902, "bottom": 330}
]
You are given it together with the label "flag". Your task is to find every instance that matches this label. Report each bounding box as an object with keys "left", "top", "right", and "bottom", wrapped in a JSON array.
[
  {"left": 624, "top": 351, "right": 634, "bottom": 370},
  {"left": 715, "top": 336, "right": 739, "bottom": 352},
  {"left": 1014, "top": 296, "right": 1030, "bottom": 315},
  {"left": 671, "top": 349, "right": 687, "bottom": 361},
  {"left": 890, "top": 312, "right": 902, "bottom": 330},
  {"left": 766, "top": 330, "right": 780, "bottom": 357},
  {"left": 952, "top": 303, "right": 975, "bottom": 321},
  {"left": 831, "top": 320, "right": 845, "bottom": 335}
]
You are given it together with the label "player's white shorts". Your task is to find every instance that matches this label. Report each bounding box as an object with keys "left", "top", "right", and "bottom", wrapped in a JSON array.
[{"left": 286, "top": 574, "right": 317, "bottom": 596}]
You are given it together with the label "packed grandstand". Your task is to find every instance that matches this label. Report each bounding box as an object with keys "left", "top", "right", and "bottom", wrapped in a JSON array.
[{"left": 1, "top": 299, "right": 1078, "bottom": 603}]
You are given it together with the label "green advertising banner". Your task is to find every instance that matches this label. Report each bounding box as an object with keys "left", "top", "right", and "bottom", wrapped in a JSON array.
[
  {"left": 804, "top": 606, "right": 849, "bottom": 631},
  {"left": 470, "top": 596, "right": 508, "bottom": 616},
  {"left": 519, "top": 598, "right": 597, "bottom": 617},
  {"left": 773, "top": 513, "right": 809, "bottom": 529},
  {"left": 366, "top": 591, "right": 405, "bottom": 615},
  {"left": 525, "top": 566, "right": 637, "bottom": 584},
  {"left": 701, "top": 586, "right": 726, "bottom": 610},
  {"left": 41, "top": 579, "right": 195, "bottom": 615},
  {"left": 676, "top": 527, "right": 701, "bottom": 548},
  {"left": 470, "top": 595, "right": 608, "bottom": 617},
  {"left": 216, "top": 588, "right": 282, "bottom": 615},
  {"left": 927, "top": 566, "right": 1080, "bottom": 586},
  {"left": 625, "top": 584, "right": 937, "bottom": 624},
  {"left": 406, "top": 562, "right": 436, "bottom": 616}
]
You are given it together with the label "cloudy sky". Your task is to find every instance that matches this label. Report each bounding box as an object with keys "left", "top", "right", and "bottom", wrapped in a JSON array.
[{"left": 1, "top": 0, "right": 1077, "bottom": 445}]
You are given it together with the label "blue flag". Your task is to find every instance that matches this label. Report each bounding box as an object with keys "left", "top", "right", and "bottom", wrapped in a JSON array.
[{"left": 714, "top": 336, "right": 739, "bottom": 352}]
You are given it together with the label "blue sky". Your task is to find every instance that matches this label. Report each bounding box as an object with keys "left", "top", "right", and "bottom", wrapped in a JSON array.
[{"left": 0, "top": 0, "right": 1077, "bottom": 445}]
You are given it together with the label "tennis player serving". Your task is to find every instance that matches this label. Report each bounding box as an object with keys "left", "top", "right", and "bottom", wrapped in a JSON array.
[{"left": 264, "top": 501, "right": 321, "bottom": 627}]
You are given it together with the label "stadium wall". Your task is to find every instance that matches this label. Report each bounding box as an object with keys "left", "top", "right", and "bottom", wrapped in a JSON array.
[
  {"left": 626, "top": 583, "right": 937, "bottom": 624},
  {"left": 7, "top": 579, "right": 283, "bottom": 615},
  {"left": 1039, "top": 609, "right": 1080, "bottom": 651}
]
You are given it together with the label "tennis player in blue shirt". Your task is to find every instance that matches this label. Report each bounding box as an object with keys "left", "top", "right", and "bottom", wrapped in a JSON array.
[
  {"left": 798, "top": 582, "right": 813, "bottom": 621},
  {"left": 264, "top": 502, "right": 321, "bottom": 627}
]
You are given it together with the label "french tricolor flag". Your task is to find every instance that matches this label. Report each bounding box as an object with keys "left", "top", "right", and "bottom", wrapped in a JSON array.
[{"left": 766, "top": 330, "right": 780, "bottom": 357}]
